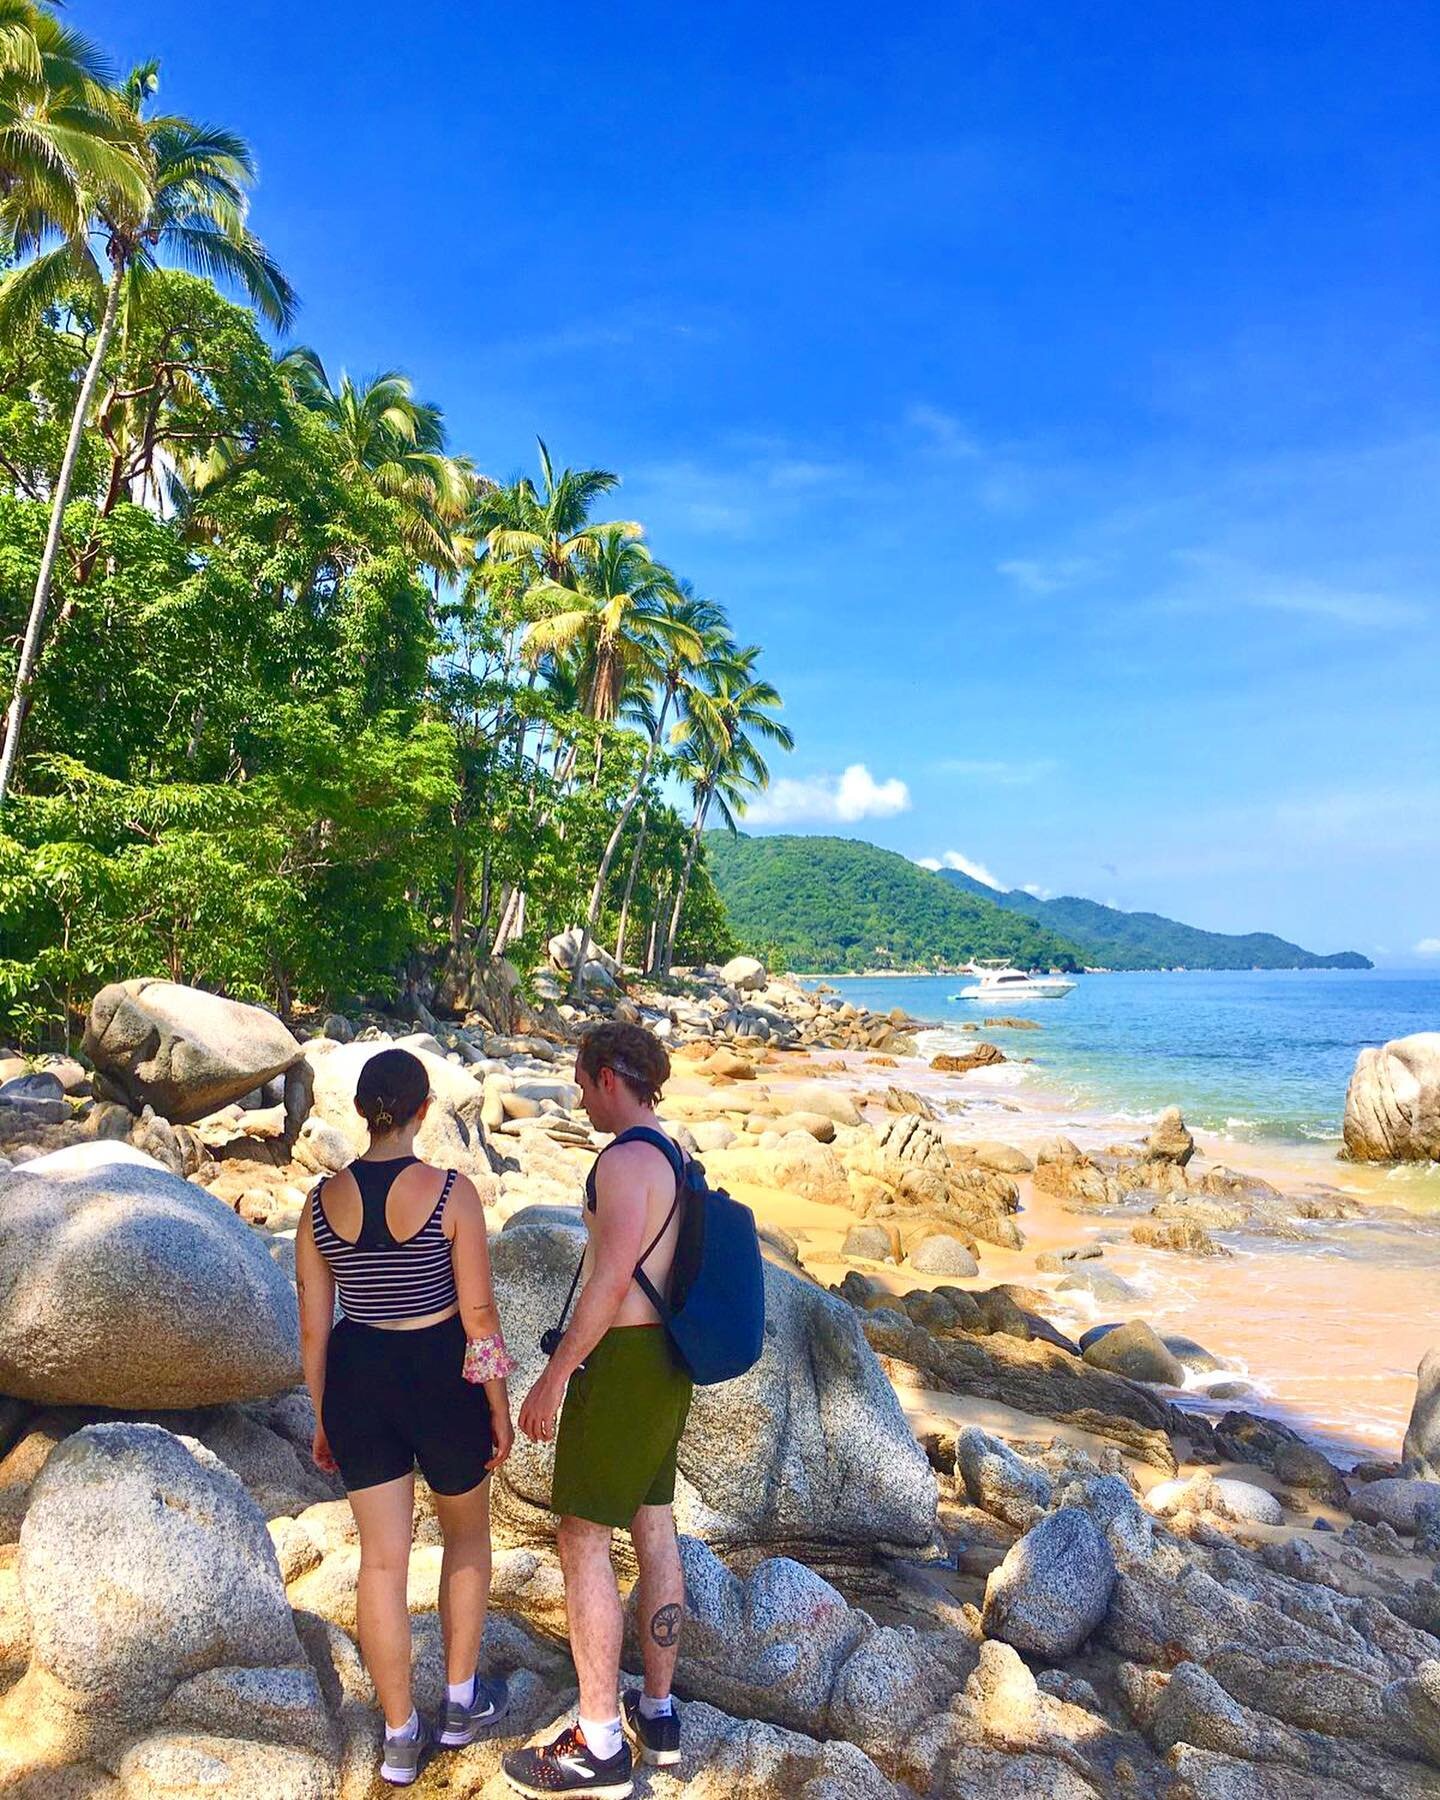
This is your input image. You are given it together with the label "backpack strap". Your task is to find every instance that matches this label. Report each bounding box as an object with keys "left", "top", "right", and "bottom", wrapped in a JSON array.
[
  {"left": 612, "top": 1128, "right": 686, "bottom": 1274},
  {"left": 548, "top": 1128, "right": 687, "bottom": 1343}
]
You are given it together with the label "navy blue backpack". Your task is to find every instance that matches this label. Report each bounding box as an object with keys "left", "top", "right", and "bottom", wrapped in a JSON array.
[{"left": 558, "top": 1126, "right": 766, "bottom": 1385}]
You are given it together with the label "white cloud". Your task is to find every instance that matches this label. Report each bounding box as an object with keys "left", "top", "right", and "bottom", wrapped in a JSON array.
[
  {"left": 906, "top": 404, "right": 983, "bottom": 459},
  {"left": 747, "top": 763, "right": 911, "bottom": 826},
  {"left": 1021, "top": 882, "right": 1053, "bottom": 899},
  {"left": 997, "top": 557, "right": 1099, "bottom": 596},
  {"left": 915, "top": 849, "right": 1006, "bottom": 890},
  {"left": 932, "top": 756, "right": 1058, "bottom": 786},
  {"left": 1415, "top": 938, "right": 1440, "bottom": 957},
  {"left": 1166, "top": 552, "right": 1428, "bottom": 630}
]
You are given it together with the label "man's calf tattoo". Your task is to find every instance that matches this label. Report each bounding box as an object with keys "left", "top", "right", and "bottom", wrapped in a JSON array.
[{"left": 650, "top": 1602, "right": 682, "bottom": 1648}]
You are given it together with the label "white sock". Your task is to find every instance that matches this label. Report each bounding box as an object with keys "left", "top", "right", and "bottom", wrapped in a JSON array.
[
  {"left": 385, "top": 1709, "right": 419, "bottom": 1742},
  {"left": 578, "top": 1713, "right": 624, "bottom": 1760},
  {"left": 448, "top": 1675, "right": 476, "bottom": 1707},
  {"left": 639, "top": 1692, "right": 674, "bottom": 1720}
]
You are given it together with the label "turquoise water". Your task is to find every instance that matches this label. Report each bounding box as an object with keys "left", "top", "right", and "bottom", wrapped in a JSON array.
[{"left": 827, "top": 969, "right": 1440, "bottom": 1147}]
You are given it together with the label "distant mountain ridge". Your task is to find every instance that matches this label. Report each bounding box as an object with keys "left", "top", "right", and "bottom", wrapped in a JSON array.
[
  {"left": 934, "top": 869, "right": 1372, "bottom": 970},
  {"left": 705, "top": 833, "right": 1085, "bottom": 972}
]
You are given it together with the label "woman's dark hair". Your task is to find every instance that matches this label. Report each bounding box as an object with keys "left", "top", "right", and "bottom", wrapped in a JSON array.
[
  {"left": 576, "top": 1022, "right": 671, "bottom": 1108},
  {"left": 355, "top": 1047, "right": 429, "bottom": 1136}
]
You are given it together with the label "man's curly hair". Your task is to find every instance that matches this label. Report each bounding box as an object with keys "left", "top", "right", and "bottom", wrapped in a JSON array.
[{"left": 576, "top": 1022, "right": 671, "bottom": 1107}]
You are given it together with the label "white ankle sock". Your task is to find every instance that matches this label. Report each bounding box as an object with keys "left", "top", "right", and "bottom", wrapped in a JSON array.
[
  {"left": 447, "top": 1675, "right": 476, "bottom": 1707},
  {"left": 578, "top": 1713, "right": 623, "bottom": 1760},
  {"left": 385, "top": 1709, "right": 419, "bottom": 1742},
  {"left": 639, "top": 1692, "right": 674, "bottom": 1720}
]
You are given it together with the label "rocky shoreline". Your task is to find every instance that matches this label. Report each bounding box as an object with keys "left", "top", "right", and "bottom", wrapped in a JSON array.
[{"left": 0, "top": 959, "right": 1439, "bottom": 1797}]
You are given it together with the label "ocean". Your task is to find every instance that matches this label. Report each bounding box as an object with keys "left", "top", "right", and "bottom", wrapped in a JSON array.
[{"left": 826, "top": 967, "right": 1439, "bottom": 1155}]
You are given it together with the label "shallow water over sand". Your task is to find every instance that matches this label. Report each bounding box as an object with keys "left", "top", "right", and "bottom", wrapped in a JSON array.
[{"left": 800, "top": 1016, "right": 1440, "bottom": 1462}]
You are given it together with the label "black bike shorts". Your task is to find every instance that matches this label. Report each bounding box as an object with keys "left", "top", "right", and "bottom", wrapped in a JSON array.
[{"left": 322, "top": 1312, "right": 493, "bottom": 1495}]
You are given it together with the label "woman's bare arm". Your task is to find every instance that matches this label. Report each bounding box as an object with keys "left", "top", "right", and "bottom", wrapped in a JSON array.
[{"left": 295, "top": 1191, "right": 338, "bottom": 1470}]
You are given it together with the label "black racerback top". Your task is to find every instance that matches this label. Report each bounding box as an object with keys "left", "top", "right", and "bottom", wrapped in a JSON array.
[{"left": 309, "top": 1156, "right": 458, "bottom": 1324}]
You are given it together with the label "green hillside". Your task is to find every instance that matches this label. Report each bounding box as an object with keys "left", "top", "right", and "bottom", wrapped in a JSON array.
[
  {"left": 705, "top": 834, "right": 1084, "bottom": 972},
  {"left": 936, "top": 871, "right": 1372, "bottom": 971}
]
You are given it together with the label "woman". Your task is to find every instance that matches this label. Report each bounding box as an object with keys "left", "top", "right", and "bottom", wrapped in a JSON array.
[{"left": 296, "top": 1047, "right": 516, "bottom": 1787}]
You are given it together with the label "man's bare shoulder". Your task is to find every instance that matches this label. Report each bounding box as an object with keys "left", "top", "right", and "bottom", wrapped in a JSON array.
[{"left": 595, "top": 1134, "right": 677, "bottom": 1193}]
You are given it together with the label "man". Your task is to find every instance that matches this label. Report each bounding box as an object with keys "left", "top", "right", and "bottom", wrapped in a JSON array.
[{"left": 502, "top": 1022, "right": 691, "bottom": 1800}]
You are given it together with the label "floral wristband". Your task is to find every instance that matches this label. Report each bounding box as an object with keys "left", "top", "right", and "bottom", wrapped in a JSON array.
[{"left": 463, "top": 1332, "right": 518, "bottom": 1384}]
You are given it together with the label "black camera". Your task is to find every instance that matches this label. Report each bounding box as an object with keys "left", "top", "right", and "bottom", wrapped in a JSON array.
[{"left": 539, "top": 1327, "right": 563, "bottom": 1357}]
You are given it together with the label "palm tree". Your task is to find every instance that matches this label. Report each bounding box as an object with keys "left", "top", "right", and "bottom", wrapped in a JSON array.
[
  {"left": 280, "top": 349, "right": 473, "bottom": 578},
  {"left": 612, "top": 588, "right": 732, "bottom": 968},
  {"left": 561, "top": 584, "right": 712, "bottom": 997},
  {"left": 657, "top": 650, "right": 793, "bottom": 974},
  {"left": 472, "top": 438, "right": 639, "bottom": 588},
  {"left": 0, "top": 4, "right": 141, "bottom": 213},
  {"left": 523, "top": 529, "right": 687, "bottom": 728},
  {"left": 0, "top": 58, "right": 295, "bottom": 806}
]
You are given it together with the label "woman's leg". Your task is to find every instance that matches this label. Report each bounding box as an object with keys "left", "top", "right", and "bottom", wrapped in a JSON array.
[
  {"left": 432, "top": 1478, "right": 492, "bottom": 1685},
  {"left": 348, "top": 1473, "right": 417, "bottom": 1729}
]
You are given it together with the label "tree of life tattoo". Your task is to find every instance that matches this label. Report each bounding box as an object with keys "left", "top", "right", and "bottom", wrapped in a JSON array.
[{"left": 650, "top": 1602, "right": 682, "bottom": 1647}]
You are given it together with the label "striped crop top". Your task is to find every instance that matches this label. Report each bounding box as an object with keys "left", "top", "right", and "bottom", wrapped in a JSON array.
[{"left": 310, "top": 1157, "right": 459, "bottom": 1324}]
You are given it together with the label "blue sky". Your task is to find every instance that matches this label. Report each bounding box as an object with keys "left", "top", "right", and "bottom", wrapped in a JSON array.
[{"left": 84, "top": 1, "right": 1440, "bottom": 962}]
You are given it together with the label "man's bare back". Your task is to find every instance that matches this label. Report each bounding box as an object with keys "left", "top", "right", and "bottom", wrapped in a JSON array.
[{"left": 582, "top": 1128, "right": 683, "bottom": 1326}]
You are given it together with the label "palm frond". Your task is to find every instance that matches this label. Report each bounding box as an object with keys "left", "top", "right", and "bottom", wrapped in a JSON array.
[
  {"left": 0, "top": 240, "right": 95, "bottom": 333},
  {"left": 160, "top": 219, "right": 297, "bottom": 329}
]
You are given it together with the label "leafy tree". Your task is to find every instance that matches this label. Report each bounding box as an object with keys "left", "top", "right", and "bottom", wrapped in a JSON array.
[{"left": 0, "top": 57, "right": 294, "bottom": 805}]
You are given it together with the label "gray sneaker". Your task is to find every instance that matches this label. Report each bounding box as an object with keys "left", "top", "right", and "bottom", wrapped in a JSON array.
[
  {"left": 381, "top": 1713, "right": 432, "bottom": 1786},
  {"left": 440, "top": 1673, "right": 510, "bottom": 1747}
]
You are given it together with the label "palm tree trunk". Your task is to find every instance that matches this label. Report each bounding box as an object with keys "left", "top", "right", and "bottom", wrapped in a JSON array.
[
  {"left": 614, "top": 804, "right": 649, "bottom": 968},
  {"left": 0, "top": 263, "right": 124, "bottom": 807},
  {"left": 645, "top": 893, "right": 665, "bottom": 974},
  {"left": 490, "top": 883, "right": 519, "bottom": 958},
  {"left": 565, "top": 715, "right": 667, "bottom": 999},
  {"left": 661, "top": 784, "right": 712, "bottom": 975}
]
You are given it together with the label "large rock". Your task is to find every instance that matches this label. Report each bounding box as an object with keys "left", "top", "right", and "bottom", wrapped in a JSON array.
[
  {"left": 304, "top": 1035, "right": 497, "bottom": 1187},
  {"left": 547, "top": 928, "right": 621, "bottom": 980},
  {"left": 83, "top": 980, "right": 303, "bottom": 1124},
  {"left": 954, "top": 1426, "right": 1053, "bottom": 1527},
  {"left": 776, "top": 1082, "right": 865, "bottom": 1128},
  {"left": 908, "top": 1232, "right": 980, "bottom": 1277},
  {"left": 666, "top": 1536, "right": 975, "bottom": 1756},
  {"left": 1082, "top": 1319, "right": 1185, "bottom": 1387},
  {"left": 1404, "top": 1347, "right": 1440, "bottom": 1479},
  {"left": 113, "top": 1732, "right": 334, "bottom": 1799},
  {"left": 1343, "top": 1032, "right": 1440, "bottom": 1162},
  {"left": 703, "top": 1135, "right": 852, "bottom": 1208},
  {"left": 982, "top": 1508, "right": 1116, "bottom": 1660},
  {"left": 0, "top": 1160, "right": 299, "bottom": 1407},
  {"left": 492, "top": 1223, "right": 938, "bottom": 1550},
  {"left": 10, "top": 1426, "right": 301, "bottom": 1757},
  {"left": 721, "top": 955, "right": 768, "bottom": 992},
  {"left": 1349, "top": 1477, "right": 1440, "bottom": 1534},
  {"left": 1146, "top": 1105, "right": 1196, "bottom": 1166}
]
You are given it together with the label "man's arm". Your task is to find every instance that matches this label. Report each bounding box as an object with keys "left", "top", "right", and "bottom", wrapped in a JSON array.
[{"left": 517, "top": 1142, "right": 656, "bottom": 1442}]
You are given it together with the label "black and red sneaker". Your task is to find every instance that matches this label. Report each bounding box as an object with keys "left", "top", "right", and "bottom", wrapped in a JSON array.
[{"left": 501, "top": 1722, "right": 634, "bottom": 1798}]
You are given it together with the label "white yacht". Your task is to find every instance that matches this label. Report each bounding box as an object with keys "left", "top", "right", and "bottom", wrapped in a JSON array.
[{"left": 951, "top": 966, "right": 1077, "bottom": 1002}]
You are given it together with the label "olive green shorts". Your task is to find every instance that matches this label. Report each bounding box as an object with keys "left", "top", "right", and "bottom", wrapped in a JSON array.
[{"left": 551, "top": 1326, "right": 694, "bottom": 1528}]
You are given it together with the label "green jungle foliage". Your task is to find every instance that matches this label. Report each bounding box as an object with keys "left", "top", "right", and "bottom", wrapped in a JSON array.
[
  {"left": 934, "top": 872, "right": 1372, "bottom": 971},
  {"left": 0, "top": 15, "right": 773, "bottom": 1042},
  {"left": 705, "top": 834, "right": 1085, "bottom": 973}
]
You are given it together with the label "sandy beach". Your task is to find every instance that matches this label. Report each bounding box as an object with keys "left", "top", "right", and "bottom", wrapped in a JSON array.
[{"left": 655, "top": 1029, "right": 1440, "bottom": 1466}]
